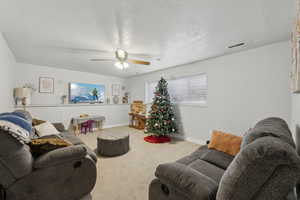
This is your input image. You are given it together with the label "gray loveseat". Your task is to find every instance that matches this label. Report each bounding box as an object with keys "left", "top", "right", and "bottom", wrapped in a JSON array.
[
  {"left": 0, "top": 111, "right": 97, "bottom": 200},
  {"left": 149, "top": 117, "right": 300, "bottom": 200}
]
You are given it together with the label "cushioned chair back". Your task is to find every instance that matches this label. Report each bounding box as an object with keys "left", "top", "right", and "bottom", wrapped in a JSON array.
[
  {"left": 216, "top": 118, "right": 300, "bottom": 200},
  {"left": 241, "top": 117, "right": 295, "bottom": 148},
  {"left": 0, "top": 129, "right": 33, "bottom": 188},
  {"left": 0, "top": 111, "right": 34, "bottom": 189}
]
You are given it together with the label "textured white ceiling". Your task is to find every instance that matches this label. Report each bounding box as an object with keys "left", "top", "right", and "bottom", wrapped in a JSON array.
[{"left": 0, "top": 0, "right": 296, "bottom": 78}]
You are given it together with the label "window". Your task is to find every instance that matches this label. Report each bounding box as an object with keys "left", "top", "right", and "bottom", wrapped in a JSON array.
[{"left": 146, "top": 73, "right": 207, "bottom": 105}]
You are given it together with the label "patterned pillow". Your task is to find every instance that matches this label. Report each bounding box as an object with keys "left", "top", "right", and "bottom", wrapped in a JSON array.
[
  {"left": 32, "top": 118, "right": 46, "bottom": 126},
  {"left": 29, "top": 135, "right": 72, "bottom": 157}
]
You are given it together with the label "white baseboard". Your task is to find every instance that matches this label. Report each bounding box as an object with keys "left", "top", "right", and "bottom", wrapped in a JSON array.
[
  {"left": 185, "top": 137, "right": 206, "bottom": 145},
  {"left": 101, "top": 125, "right": 206, "bottom": 145},
  {"left": 103, "top": 123, "right": 129, "bottom": 129},
  {"left": 173, "top": 135, "right": 206, "bottom": 145}
]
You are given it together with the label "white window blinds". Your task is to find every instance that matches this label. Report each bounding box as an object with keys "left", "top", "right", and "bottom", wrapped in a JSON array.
[{"left": 146, "top": 73, "right": 207, "bottom": 104}]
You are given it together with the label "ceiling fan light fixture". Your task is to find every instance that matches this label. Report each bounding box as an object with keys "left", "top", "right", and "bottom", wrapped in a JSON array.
[
  {"left": 115, "top": 61, "right": 129, "bottom": 70},
  {"left": 116, "top": 49, "right": 128, "bottom": 61}
]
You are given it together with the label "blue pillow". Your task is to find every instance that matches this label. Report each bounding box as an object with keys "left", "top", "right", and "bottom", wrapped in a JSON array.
[{"left": 0, "top": 115, "right": 32, "bottom": 133}]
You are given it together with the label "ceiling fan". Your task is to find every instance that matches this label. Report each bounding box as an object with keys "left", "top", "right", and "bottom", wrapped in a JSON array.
[{"left": 90, "top": 48, "right": 151, "bottom": 70}]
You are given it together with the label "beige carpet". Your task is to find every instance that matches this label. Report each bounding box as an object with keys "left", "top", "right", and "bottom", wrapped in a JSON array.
[{"left": 78, "top": 126, "right": 200, "bottom": 200}]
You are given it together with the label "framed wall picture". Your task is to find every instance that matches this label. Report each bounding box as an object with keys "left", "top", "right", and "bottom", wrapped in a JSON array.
[
  {"left": 69, "top": 82, "right": 105, "bottom": 103},
  {"left": 112, "top": 84, "right": 121, "bottom": 96},
  {"left": 39, "top": 77, "right": 54, "bottom": 93}
]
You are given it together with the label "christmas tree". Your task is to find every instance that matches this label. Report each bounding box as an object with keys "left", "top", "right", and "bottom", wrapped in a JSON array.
[{"left": 145, "top": 77, "right": 177, "bottom": 141}]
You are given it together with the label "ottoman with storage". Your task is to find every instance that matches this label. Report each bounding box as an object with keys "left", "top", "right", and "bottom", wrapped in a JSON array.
[{"left": 97, "top": 132, "right": 130, "bottom": 156}]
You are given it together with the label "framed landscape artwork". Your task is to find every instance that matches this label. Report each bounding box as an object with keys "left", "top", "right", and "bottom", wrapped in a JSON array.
[
  {"left": 69, "top": 82, "right": 105, "bottom": 103},
  {"left": 39, "top": 77, "right": 54, "bottom": 93}
]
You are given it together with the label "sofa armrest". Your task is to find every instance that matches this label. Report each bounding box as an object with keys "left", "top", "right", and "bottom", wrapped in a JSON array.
[
  {"left": 155, "top": 162, "right": 218, "bottom": 200},
  {"left": 52, "top": 123, "right": 66, "bottom": 132},
  {"left": 34, "top": 145, "right": 87, "bottom": 169}
]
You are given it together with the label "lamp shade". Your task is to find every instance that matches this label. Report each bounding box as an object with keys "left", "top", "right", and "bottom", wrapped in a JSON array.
[{"left": 14, "top": 88, "right": 31, "bottom": 98}]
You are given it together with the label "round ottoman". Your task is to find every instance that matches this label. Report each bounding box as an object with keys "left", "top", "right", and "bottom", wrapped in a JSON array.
[{"left": 97, "top": 132, "right": 130, "bottom": 156}]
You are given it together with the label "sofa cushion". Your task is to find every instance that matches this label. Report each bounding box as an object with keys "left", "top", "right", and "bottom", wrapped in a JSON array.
[
  {"left": 52, "top": 123, "right": 66, "bottom": 132},
  {"left": 177, "top": 145, "right": 218, "bottom": 166},
  {"left": 200, "top": 148, "right": 234, "bottom": 170},
  {"left": 242, "top": 117, "right": 295, "bottom": 148},
  {"left": 156, "top": 162, "right": 218, "bottom": 200},
  {"left": 177, "top": 146, "right": 234, "bottom": 170},
  {"left": 188, "top": 159, "right": 225, "bottom": 183},
  {"left": 58, "top": 132, "right": 97, "bottom": 162},
  {"left": 59, "top": 132, "right": 84, "bottom": 145}
]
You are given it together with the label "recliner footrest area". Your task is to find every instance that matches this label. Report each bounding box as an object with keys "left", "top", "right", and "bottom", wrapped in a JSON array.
[{"left": 155, "top": 162, "right": 218, "bottom": 200}]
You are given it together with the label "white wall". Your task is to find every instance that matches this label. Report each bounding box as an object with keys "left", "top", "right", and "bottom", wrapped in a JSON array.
[
  {"left": 127, "top": 41, "right": 291, "bottom": 143},
  {"left": 0, "top": 33, "right": 15, "bottom": 112},
  {"left": 291, "top": 94, "right": 300, "bottom": 136},
  {"left": 15, "top": 63, "right": 128, "bottom": 105},
  {"left": 15, "top": 63, "right": 130, "bottom": 128}
]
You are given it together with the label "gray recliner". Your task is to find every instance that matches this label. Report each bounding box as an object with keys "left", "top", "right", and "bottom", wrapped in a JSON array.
[
  {"left": 149, "top": 117, "right": 300, "bottom": 200},
  {"left": 0, "top": 111, "right": 97, "bottom": 200}
]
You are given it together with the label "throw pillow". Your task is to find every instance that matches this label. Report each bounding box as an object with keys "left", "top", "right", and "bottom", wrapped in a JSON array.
[
  {"left": 208, "top": 130, "right": 242, "bottom": 156},
  {"left": 32, "top": 118, "right": 46, "bottom": 126},
  {"left": 29, "top": 135, "right": 72, "bottom": 157},
  {"left": 34, "top": 121, "right": 60, "bottom": 137}
]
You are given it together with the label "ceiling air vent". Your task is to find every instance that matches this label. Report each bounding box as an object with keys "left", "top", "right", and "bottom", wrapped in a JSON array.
[{"left": 228, "top": 43, "right": 245, "bottom": 49}]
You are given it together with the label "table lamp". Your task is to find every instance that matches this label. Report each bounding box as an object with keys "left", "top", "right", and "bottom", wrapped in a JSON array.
[{"left": 14, "top": 88, "right": 31, "bottom": 110}]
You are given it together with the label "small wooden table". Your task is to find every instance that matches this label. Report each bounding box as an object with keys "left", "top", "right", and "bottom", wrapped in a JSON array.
[{"left": 129, "top": 113, "right": 146, "bottom": 130}]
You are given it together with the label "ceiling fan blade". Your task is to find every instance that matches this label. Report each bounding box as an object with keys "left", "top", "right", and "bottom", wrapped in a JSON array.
[
  {"left": 128, "top": 59, "right": 151, "bottom": 65},
  {"left": 129, "top": 53, "right": 159, "bottom": 59},
  {"left": 30, "top": 45, "right": 114, "bottom": 55},
  {"left": 51, "top": 47, "right": 113, "bottom": 55},
  {"left": 90, "top": 58, "right": 115, "bottom": 62}
]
